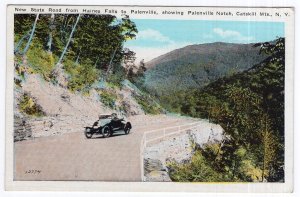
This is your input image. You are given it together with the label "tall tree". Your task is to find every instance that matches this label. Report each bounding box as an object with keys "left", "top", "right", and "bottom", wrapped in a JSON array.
[
  {"left": 47, "top": 14, "right": 55, "bottom": 53},
  {"left": 56, "top": 14, "right": 81, "bottom": 66},
  {"left": 22, "top": 14, "right": 39, "bottom": 55}
]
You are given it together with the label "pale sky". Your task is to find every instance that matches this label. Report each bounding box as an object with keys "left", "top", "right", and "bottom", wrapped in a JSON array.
[{"left": 124, "top": 19, "right": 284, "bottom": 63}]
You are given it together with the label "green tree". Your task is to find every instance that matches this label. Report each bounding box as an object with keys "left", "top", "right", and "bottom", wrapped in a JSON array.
[
  {"left": 14, "top": 14, "right": 138, "bottom": 90},
  {"left": 160, "top": 38, "right": 285, "bottom": 182}
]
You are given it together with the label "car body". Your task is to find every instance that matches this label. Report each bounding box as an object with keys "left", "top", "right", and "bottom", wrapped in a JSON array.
[{"left": 84, "top": 113, "right": 132, "bottom": 138}]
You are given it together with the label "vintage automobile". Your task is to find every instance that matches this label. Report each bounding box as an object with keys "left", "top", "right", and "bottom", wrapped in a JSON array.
[{"left": 84, "top": 113, "right": 132, "bottom": 139}]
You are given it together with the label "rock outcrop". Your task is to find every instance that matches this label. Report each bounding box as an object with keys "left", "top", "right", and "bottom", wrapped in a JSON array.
[
  {"left": 118, "top": 86, "right": 145, "bottom": 116},
  {"left": 143, "top": 121, "right": 224, "bottom": 181},
  {"left": 14, "top": 116, "right": 32, "bottom": 142}
]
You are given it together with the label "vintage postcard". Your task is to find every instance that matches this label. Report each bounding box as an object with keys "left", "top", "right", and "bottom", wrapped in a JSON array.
[{"left": 5, "top": 5, "right": 294, "bottom": 192}]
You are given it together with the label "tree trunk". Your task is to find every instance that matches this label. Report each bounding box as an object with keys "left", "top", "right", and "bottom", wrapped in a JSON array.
[
  {"left": 94, "top": 57, "right": 99, "bottom": 67},
  {"left": 56, "top": 14, "right": 81, "bottom": 66},
  {"left": 232, "top": 159, "right": 236, "bottom": 180},
  {"left": 14, "top": 33, "right": 30, "bottom": 54},
  {"left": 22, "top": 14, "right": 39, "bottom": 55},
  {"left": 104, "top": 44, "right": 118, "bottom": 81},
  {"left": 74, "top": 46, "right": 82, "bottom": 64},
  {"left": 261, "top": 115, "right": 268, "bottom": 182},
  {"left": 47, "top": 14, "right": 55, "bottom": 52}
]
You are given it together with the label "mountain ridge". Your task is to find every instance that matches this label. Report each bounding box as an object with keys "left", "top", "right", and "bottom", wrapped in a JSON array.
[
  {"left": 146, "top": 42, "right": 260, "bottom": 69},
  {"left": 143, "top": 42, "right": 267, "bottom": 96}
]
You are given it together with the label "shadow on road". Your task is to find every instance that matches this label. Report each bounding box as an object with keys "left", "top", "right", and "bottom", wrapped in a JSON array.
[{"left": 85, "top": 132, "right": 130, "bottom": 139}]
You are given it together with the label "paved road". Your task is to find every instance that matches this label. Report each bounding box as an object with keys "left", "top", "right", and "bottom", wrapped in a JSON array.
[{"left": 14, "top": 116, "right": 197, "bottom": 181}]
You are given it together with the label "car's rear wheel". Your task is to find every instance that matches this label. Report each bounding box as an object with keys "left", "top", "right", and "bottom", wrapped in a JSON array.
[
  {"left": 85, "top": 128, "right": 93, "bottom": 139},
  {"left": 124, "top": 128, "right": 130, "bottom": 135},
  {"left": 102, "top": 126, "right": 111, "bottom": 138}
]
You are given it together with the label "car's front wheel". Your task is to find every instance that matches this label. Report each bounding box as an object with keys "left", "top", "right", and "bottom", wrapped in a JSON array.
[
  {"left": 84, "top": 128, "right": 93, "bottom": 139},
  {"left": 102, "top": 126, "right": 111, "bottom": 138},
  {"left": 124, "top": 123, "right": 131, "bottom": 135}
]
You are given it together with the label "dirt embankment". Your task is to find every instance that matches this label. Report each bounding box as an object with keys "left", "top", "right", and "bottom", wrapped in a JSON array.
[{"left": 14, "top": 73, "right": 145, "bottom": 140}]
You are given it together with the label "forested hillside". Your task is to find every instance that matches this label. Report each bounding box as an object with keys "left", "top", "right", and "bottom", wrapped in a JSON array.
[
  {"left": 14, "top": 14, "right": 138, "bottom": 91},
  {"left": 14, "top": 14, "right": 163, "bottom": 120},
  {"left": 165, "top": 38, "right": 285, "bottom": 182},
  {"left": 144, "top": 42, "right": 267, "bottom": 96}
]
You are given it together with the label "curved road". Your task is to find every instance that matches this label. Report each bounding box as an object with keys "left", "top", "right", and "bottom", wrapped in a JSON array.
[{"left": 14, "top": 115, "right": 197, "bottom": 181}]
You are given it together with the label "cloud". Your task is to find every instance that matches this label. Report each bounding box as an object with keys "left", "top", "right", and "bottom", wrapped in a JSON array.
[
  {"left": 203, "top": 34, "right": 214, "bottom": 39},
  {"left": 126, "top": 42, "right": 192, "bottom": 63},
  {"left": 213, "top": 28, "right": 241, "bottom": 37},
  {"left": 137, "top": 29, "right": 174, "bottom": 44},
  {"left": 213, "top": 28, "right": 254, "bottom": 42}
]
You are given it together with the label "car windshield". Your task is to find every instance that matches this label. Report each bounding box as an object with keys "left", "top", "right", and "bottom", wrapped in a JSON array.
[{"left": 99, "top": 115, "right": 111, "bottom": 119}]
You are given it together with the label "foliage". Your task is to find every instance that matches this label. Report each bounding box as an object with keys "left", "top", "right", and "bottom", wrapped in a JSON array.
[
  {"left": 169, "top": 139, "right": 266, "bottom": 182},
  {"left": 259, "top": 115, "right": 280, "bottom": 181},
  {"left": 99, "top": 90, "right": 118, "bottom": 109},
  {"left": 133, "top": 93, "right": 163, "bottom": 115},
  {"left": 129, "top": 60, "right": 147, "bottom": 88},
  {"left": 19, "top": 93, "right": 45, "bottom": 116},
  {"left": 65, "top": 59, "right": 100, "bottom": 92},
  {"left": 14, "top": 13, "right": 138, "bottom": 91},
  {"left": 159, "top": 38, "right": 285, "bottom": 182},
  {"left": 168, "top": 150, "right": 223, "bottom": 182},
  {"left": 106, "top": 64, "right": 127, "bottom": 88},
  {"left": 26, "top": 41, "right": 56, "bottom": 80}
]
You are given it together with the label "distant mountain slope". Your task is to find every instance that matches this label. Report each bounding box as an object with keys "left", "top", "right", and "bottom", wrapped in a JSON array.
[
  {"left": 155, "top": 38, "right": 285, "bottom": 182},
  {"left": 144, "top": 42, "right": 266, "bottom": 96}
]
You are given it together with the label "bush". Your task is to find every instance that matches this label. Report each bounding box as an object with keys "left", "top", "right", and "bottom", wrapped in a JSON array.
[
  {"left": 107, "top": 64, "right": 126, "bottom": 88},
  {"left": 19, "top": 93, "right": 45, "bottom": 116},
  {"left": 66, "top": 59, "right": 100, "bottom": 92},
  {"left": 168, "top": 151, "right": 222, "bottom": 182},
  {"left": 167, "top": 141, "right": 264, "bottom": 182},
  {"left": 99, "top": 90, "right": 117, "bottom": 109},
  {"left": 26, "top": 41, "right": 56, "bottom": 80},
  {"left": 133, "top": 93, "right": 163, "bottom": 114}
]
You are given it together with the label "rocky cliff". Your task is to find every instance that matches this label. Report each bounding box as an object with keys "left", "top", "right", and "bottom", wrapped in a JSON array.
[{"left": 143, "top": 121, "right": 224, "bottom": 181}]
